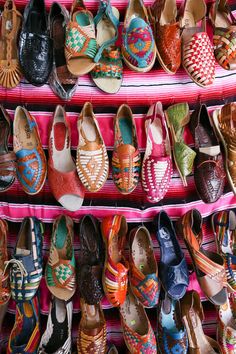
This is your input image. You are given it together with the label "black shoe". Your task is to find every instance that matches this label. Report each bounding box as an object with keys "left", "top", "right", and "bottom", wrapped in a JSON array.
[{"left": 19, "top": 0, "right": 53, "bottom": 86}]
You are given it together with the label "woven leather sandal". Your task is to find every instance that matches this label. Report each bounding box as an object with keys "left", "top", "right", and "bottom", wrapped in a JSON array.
[{"left": 0, "top": 0, "right": 22, "bottom": 88}]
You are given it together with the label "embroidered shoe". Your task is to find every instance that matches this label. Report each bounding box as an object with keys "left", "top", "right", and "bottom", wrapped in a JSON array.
[
  {"left": 13, "top": 106, "right": 47, "bottom": 195},
  {"left": 112, "top": 104, "right": 141, "bottom": 195},
  {"left": 46, "top": 215, "right": 76, "bottom": 301},
  {"left": 0, "top": 219, "right": 10, "bottom": 305},
  {"left": 129, "top": 226, "right": 159, "bottom": 308},
  {"left": 142, "top": 102, "right": 172, "bottom": 203},
  {"left": 5, "top": 217, "right": 44, "bottom": 302},
  {"left": 76, "top": 102, "right": 109, "bottom": 192},
  {"left": 7, "top": 294, "right": 41, "bottom": 354},
  {"left": 101, "top": 215, "right": 129, "bottom": 307}
]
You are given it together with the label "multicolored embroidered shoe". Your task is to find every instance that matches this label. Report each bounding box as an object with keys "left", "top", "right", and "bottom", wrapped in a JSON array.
[
  {"left": 101, "top": 215, "right": 129, "bottom": 307},
  {"left": 38, "top": 297, "right": 73, "bottom": 354},
  {"left": 7, "top": 294, "right": 41, "bottom": 354},
  {"left": 119, "top": 287, "right": 157, "bottom": 354},
  {"left": 129, "top": 226, "right": 159, "bottom": 308},
  {"left": 142, "top": 102, "right": 172, "bottom": 203},
  {"left": 5, "top": 217, "right": 43, "bottom": 302},
  {"left": 76, "top": 102, "right": 109, "bottom": 193},
  {"left": 112, "top": 104, "right": 141, "bottom": 195},
  {"left": 46, "top": 215, "right": 76, "bottom": 301},
  {"left": 77, "top": 298, "right": 107, "bottom": 354},
  {"left": 122, "top": 0, "right": 156, "bottom": 72},
  {"left": 0, "top": 219, "right": 10, "bottom": 305},
  {"left": 212, "top": 210, "right": 236, "bottom": 292},
  {"left": 13, "top": 106, "right": 47, "bottom": 195},
  {"left": 157, "top": 292, "right": 188, "bottom": 354}
]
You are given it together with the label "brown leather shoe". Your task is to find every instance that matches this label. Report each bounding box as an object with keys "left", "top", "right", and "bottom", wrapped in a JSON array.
[
  {"left": 148, "top": 0, "right": 181, "bottom": 74},
  {"left": 190, "top": 104, "right": 225, "bottom": 204}
]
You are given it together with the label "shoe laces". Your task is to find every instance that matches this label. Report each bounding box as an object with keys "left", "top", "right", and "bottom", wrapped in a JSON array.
[{"left": 4, "top": 259, "right": 28, "bottom": 281}]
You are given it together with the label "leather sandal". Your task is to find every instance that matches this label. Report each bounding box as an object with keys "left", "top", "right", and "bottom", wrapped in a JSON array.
[
  {"left": 181, "top": 290, "right": 223, "bottom": 354},
  {"left": 177, "top": 209, "right": 228, "bottom": 306},
  {"left": 0, "top": 0, "right": 22, "bottom": 88}
]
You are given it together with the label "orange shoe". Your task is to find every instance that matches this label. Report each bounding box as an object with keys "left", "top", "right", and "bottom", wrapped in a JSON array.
[
  {"left": 0, "top": 219, "right": 10, "bottom": 305},
  {"left": 101, "top": 215, "right": 129, "bottom": 307}
]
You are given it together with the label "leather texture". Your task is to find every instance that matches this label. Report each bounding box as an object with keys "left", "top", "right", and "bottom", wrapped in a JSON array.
[{"left": 0, "top": 219, "right": 10, "bottom": 305}]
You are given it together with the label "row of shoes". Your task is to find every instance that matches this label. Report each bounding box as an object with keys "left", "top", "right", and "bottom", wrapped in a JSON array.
[
  {"left": 1, "top": 210, "right": 236, "bottom": 353},
  {"left": 1, "top": 0, "right": 236, "bottom": 99}
]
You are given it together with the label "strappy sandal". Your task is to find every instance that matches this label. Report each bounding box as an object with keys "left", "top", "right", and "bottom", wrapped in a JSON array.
[
  {"left": 177, "top": 209, "right": 228, "bottom": 306},
  {"left": 91, "top": 0, "right": 122, "bottom": 94},
  {"left": 0, "top": 0, "right": 22, "bottom": 88},
  {"left": 65, "top": 0, "right": 97, "bottom": 76},
  {"left": 209, "top": 0, "right": 236, "bottom": 70},
  {"left": 0, "top": 219, "right": 10, "bottom": 306},
  {"left": 179, "top": 0, "right": 215, "bottom": 87},
  {"left": 165, "top": 103, "right": 196, "bottom": 186},
  {"left": 212, "top": 210, "right": 236, "bottom": 292},
  {"left": 181, "top": 290, "right": 223, "bottom": 354}
]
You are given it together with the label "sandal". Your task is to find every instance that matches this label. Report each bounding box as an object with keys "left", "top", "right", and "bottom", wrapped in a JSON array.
[
  {"left": 212, "top": 210, "right": 236, "bottom": 292},
  {"left": 177, "top": 209, "right": 228, "bottom": 306},
  {"left": 180, "top": 0, "right": 215, "bottom": 87},
  {"left": 0, "top": 0, "right": 22, "bottom": 88},
  {"left": 91, "top": 0, "right": 122, "bottom": 94},
  {"left": 0, "top": 219, "right": 10, "bottom": 306},
  {"left": 181, "top": 290, "right": 222, "bottom": 353},
  {"left": 165, "top": 103, "right": 196, "bottom": 186},
  {"left": 65, "top": 0, "right": 97, "bottom": 76},
  {"left": 218, "top": 293, "right": 236, "bottom": 354},
  {"left": 209, "top": 0, "right": 236, "bottom": 70}
]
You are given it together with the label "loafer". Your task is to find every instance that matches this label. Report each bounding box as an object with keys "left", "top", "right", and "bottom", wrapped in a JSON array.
[
  {"left": 0, "top": 219, "right": 10, "bottom": 305},
  {"left": 19, "top": 0, "right": 53, "bottom": 86},
  {"left": 190, "top": 104, "right": 225, "bottom": 204},
  {"left": 13, "top": 106, "right": 47, "bottom": 195}
]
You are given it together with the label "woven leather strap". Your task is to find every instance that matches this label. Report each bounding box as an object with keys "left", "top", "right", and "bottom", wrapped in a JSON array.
[
  {"left": 92, "top": 47, "right": 122, "bottom": 79},
  {"left": 0, "top": 152, "right": 16, "bottom": 177},
  {"left": 213, "top": 28, "right": 236, "bottom": 70}
]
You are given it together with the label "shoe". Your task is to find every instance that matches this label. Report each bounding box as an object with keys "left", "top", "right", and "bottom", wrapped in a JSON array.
[
  {"left": 209, "top": 0, "right": 236, "bottom": 70},
  {"left": 0, "top": 219, "right": 10, "bottom": 305},
  {"left": 48, "top": 105, "right": 84, "bottom": 211},
  {"left": 190, "top": 104, "right": 225, "bottom": 204},
  {"left": 7, "top": 294, "right": 40, "bottom": 354},
  {"left": 0, "top": 106, "right": 16, "bottom": 192},
  {"left": 212, "top": 210, "right": 236, "bottom": 292},
  {"left": 177, "top": 209, "right": 228, "bottom": 306},
  {"left": 65, "top": 0, "right": 97, "bottom": 76},
  {"left": 181, "top": 290, "right": 222, "bottom": 354},
  {"left": 157, "top": 292, "right": 188, "bottom": 354},
  {"left": 91, "top": 0, "right": 122, "bottom": 94},
  {"left": 5, "top": 217, "right": 44, "bottom": 302},
  {"left": 13, "top": 106, "right": 47, "bottom": 195},
  {"left": 46, "top": 215, "right": 76, "bottom": 301},
  {"left": 119, "top": 287, "right": 157, "bottom": 354},
  {"left": 212, "top": 103, "right": 236, "bottom": 195},
  {"left": 38, "top": 297, "right": 73, "bottom": 354},
  {"left": 180, "top": 0, "right": 215, "bottom": 87},
  {"left": 129, "top": 226, "right": 160, "bottom": 308},
  {"left": 49, "top": 2, "right": 78, "bottom": 100},
  {"left": 77, "top": 298, "right": 107, "bottom": 354},
  {"left": 19, "top": 0, "right": 53, "bottom": 86},
  {"left": 142, "top": 102, "right": 172, "bottom": 203},
  {"left": 165, "top": 103, "right": 196, "bottom": 186},
  {"left": 122, "top": 0, "right": 156, "bottom": 72},
  {"left": 78, "top": 214, "right": 104, "bottom": 305},
  {"left": 156, "top": 211, "right": 189, "bottom": 300},
  {"left": 148, "top": 0, "right": 181, "bottom": 74},
  {"left": 101, "top": 215, "right": 129, "bottom": 307},
  {"left": 218, "top": 293, "right": 236, "bottom": 354},
  {"left": 0, "top": 0, "right": 22, "bottom": 88},
  {"left": 76, "top": 102, "right": 109, "bottom": 192},
  {"left": 112, "top": 104, "right": 141, "bottom": 194}
]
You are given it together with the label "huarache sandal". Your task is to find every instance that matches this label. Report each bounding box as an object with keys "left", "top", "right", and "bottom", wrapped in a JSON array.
[
  {"left": 181, "top": 290, "right": 222, "bottom": 354},
  {"left": 91, "top": 0, "right": 122, "bottom": 94},
  {"left": 165, "top": 103, "right": 196, "bottom": 186},
  {"left": 0, "top": 106, "right": 16, "bottom": 192},
  {"left": 212, "top": 210, "right": 236, "bottom": 292},
  {"left": 0, "top": 219, "right": 10, "bottom": 305},
  {"left": 177, "top": 209, "right": 228, "bottom": 306},
  {"left": 209, "top": 0, "right": 236, "bottom": 70},
  {"left": 65, "top": 0, "right": 97, "bottom": 76},
  {"left": 180, "top": 0, "right": 215, "bottom": 87},
  {"left": 0, "top": 0, "right": 22, "bottom": 88}
]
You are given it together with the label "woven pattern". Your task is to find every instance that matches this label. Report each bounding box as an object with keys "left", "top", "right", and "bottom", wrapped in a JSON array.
[
  {"left": 213, "top": 27, "right": 236, "bottom": 70},
  {"left": 77, "top": 323, "right": 107, "bottom": 354},
  {"left": 91, "top": 48, "right": 123, "bottom": 79},
  {"left": 218, "top": 294, "right": 236, "bottom": 354}
]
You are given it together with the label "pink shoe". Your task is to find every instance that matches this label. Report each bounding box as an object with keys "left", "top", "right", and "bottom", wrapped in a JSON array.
[{"left": 142, "top": 102, "right": 172, "bottom": 203}]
